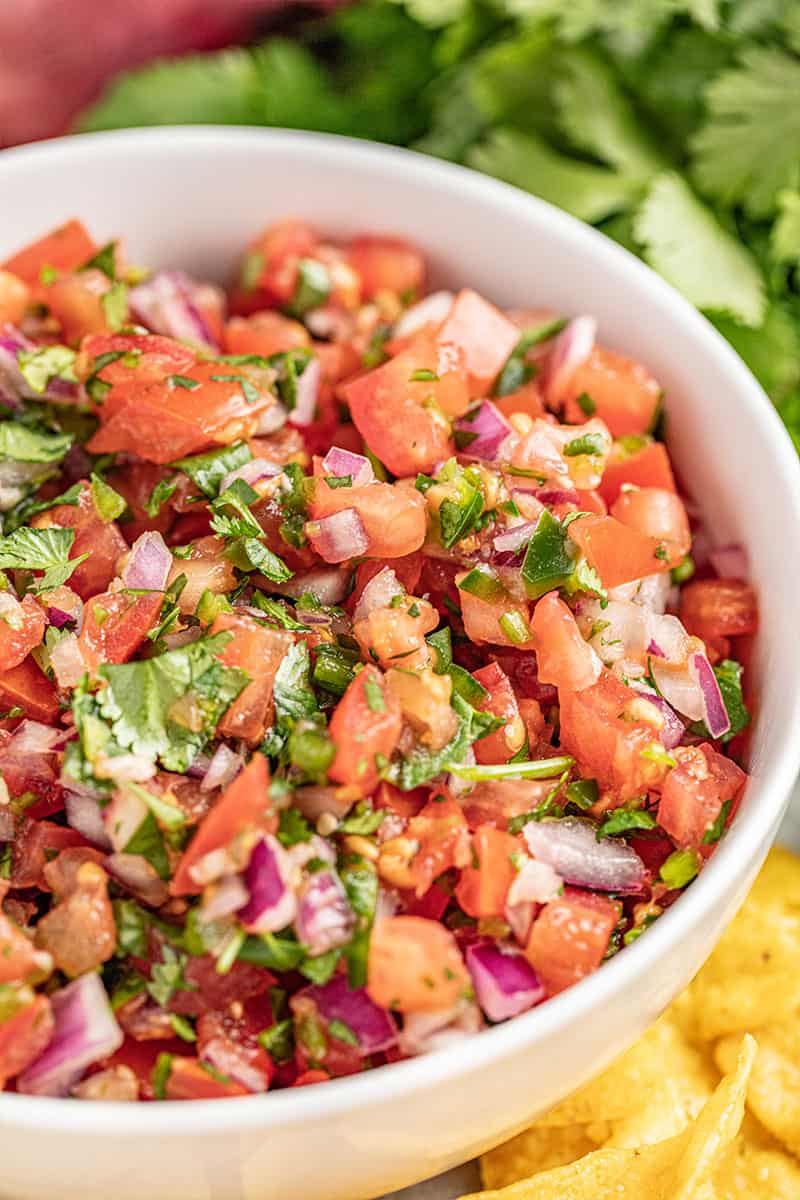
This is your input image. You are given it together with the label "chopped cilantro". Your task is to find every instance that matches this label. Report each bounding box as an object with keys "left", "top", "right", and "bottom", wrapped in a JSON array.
[
  {"left": 299, "top": 948, "right": 341, "bottom": 985},
  {"left": 339, "top": 802, "right": 385, "bottom": 836},
  {"left": 0, "top": 422, "right": 72, "bottom": 465},
  {"left": 660, "top": 848, "right": 700, "bottom": 890},
  {"left": 168, "top": 374, "right": 201, "bottom": 391},
  {"left": 277, "top": 806, "right": 313, "bottom": 847},
  {"left": 0, "top": 526, "right": 87, "bottom": 592},
  {"left": 285, "top": 259, "right": 331, "bottom": 317},
  {"left": 565, "top": 778, "right": 599, "bottom": 809},
  {"left": 596, "top": 807, "right": 657, "bottom": 840},
  {"left": 238, "top": 932, "right": 306, "bottom": 972},
  {"left": 327, "top": 1018, "right": 359, "bottom": 1046},
  {"left": 17, "top": 345, "right": 77, "bottom": 395},
  {"left": 563, "top": 432, "right": 606, "bottom": 457},
  {"left": 147, "top": 945, "right": 195, "bottom": 1008},
  {"left": 363, "top": 675, "right": 386, "bottom": 713},
  {"left": 340, "top": 855, "right": 378, "bottom": 989},
  {"left": 258, "top": 1018, "right": 294, "bottom": 1064},
  {"left": 90, "top": 472, "right": 126, "bottom": 522},
  {"left": 520, "top": 510, "right": 576, "bottom": 599},
  {"left": 410, "top": 368, "right": 439, "bottom": 382},
  {"left": 702, "top": 798, "right": 733, "bottom": 845},
  {"left": 388, "top": 694, "right": 503, "bottom": 791},
  {"left": 100, "top": 281, "right": 129, "bottom": 331},
  {"left": 81, "top": 242, "right": 118, "bottom": 279},
  {"left": 576, "top": 392, "right": 596, "bottom": 416},
  {"left": 145, "top": 477, "right": 178, "bottom": 519},
  {"left": 172, "top": 441, "right": 252, "bottom": 500},
  {"left": 210, "top": 478, "right": 292, "bottom": 581}
]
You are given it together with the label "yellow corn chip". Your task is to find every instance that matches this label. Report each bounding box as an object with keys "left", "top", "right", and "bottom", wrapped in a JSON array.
[
  {"left": 714, "top": 1135, "right": 800, "bottom": 1198},
  {"left": 480, "top": 1126, "right": 599, "bottom": 1190},
  {"left": 687, "top": 970, "right": 800, "bottom": 1043},
  {"left": 716, "top": 1023, "right": 800, "bottom": 1157}
]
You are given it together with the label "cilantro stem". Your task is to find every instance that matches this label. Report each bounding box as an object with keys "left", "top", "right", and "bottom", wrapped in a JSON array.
[{"left": 443, "top": 756, "right": 574, "bottom": 781}]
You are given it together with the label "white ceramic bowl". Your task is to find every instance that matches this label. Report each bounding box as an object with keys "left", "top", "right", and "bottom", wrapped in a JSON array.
[{"left": 1, "top": 128, "right": 800, "bottom": 1200}]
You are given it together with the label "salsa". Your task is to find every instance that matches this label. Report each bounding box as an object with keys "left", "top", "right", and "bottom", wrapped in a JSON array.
[{"left": 0, "top": 218, "right": 756, "bottom": 1100}]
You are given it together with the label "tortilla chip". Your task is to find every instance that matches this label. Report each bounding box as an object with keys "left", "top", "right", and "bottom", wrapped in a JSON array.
[
  {"left": 716, "top": 1023, "right": 800, "bottom": 1157},
  {"left": 687, "top": 970, "right": 800, "bottom": 1043},
  {"left": 480, "top": 1126, "right": 600, "bottom": 1190},
  {"left": 714, "top": 1135, "right": 800, "bottom": 1198}
]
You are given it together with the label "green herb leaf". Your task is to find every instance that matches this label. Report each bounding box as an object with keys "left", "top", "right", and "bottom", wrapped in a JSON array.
[
  {"left": 90, "top": 472, "right": 126, "bottom": 522},
  {"left": 100, "top": 281, "right": 129, "bottom": 331},
  {"left": 388, "top": 694, "right": 504, "bottom": 791},
  {"left": 0, "top": 422, "right": 73, "bottom": 464},
  {"left": 172, "top": 441, "right": 252, "bottom": 500},
  {"left": 0, "top": 526, "right": 86, "bottom": 592},
  {"left": 660, "top": 848, "right": 701, "bottom": 889},
  {"left": 277, "top": 806, "right": 314, "bottom": 848},
  {"left": 17, "top": 345, "right": 77, "bottom": 394},
  {"left": 595, "top": 806, "right": 657, "bottom": 840},
  {"left": 238, "top": 932, "right": 306, "bottom": 972},
  {"left": 339, "top": 802, "right": 385, "bottom": 836}
]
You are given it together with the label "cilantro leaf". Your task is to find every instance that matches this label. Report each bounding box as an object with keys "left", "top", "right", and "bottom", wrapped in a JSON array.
[
  {"left": 16, "top": 345, "right": 77, "bottom": 395},
  {"left": 210, "top": 479, "right": 292, "bottom": 582},
  {"left": 147, "top": 945, "right": 196, "bottom": 1008},
  {"left": 277, "top": 806, "right": 313, "bottom": 847},
  {"left": 771, "top": 189, "right": 800, "bottom": 265},
  {"left": 0, "top": 526, "right": 86, "bottom": 592},
  {"left": 0, "top": 423, "right": 72, "bottom": 464},
  {"left": 387, "top": 693, "right": 503, "bottom": 790},
  {"left": 595, "top": 807, "right": 657, "bottom": 840},
  {"left": 272, "top": 642, "right": 321, "bottom": 729},
  {"left": 172, "top": 442, "right": 252, "bottom": 500}
]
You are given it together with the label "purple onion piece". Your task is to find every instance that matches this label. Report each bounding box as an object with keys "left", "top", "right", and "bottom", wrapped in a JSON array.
[
  {"left": 65, "top": 790, "right": 112, "bottom": 850},
  {"left": 647, "top": 695, "right": 686, "bottom": 750},
  {"left": 238, "top": 836, "right": 297, "bottom": 933},
  {"left": 300, "top": 974, "right": 397, "bottom": 1055},
  {"left": 321, "top": 446, "right": 374, "bottom": 487},
  {"left": 121, "top": 530, "right": 172, "bottom": 592},
  {"left": 544, "top": 315, "right": 596, "bottom": 405},
  {"left": 309, "top": 508, "right": 369, "bottom": 563},
  {"left": 524, "top": 816, "right": 646, "bottom": 893},
  {"left": 709, "top": 543, "right": 748, "bottom": 580},
  {"left": 690, "top": 651, "right": 731, "bottom": 739},
  {"left": 455, "top": 401, "right": 511, "bottom": 461},
  {"left": 129, "top": 270, "right": 219, "bottom": 350},
  {"left": 466, "top": 941, "right": 546, "bottom": 1022},
  {"left": 492, "top": 521, "right": 539, "bottom": 555},
  {"left": 288, "top": 356, "right": 320, "bottom": 428},
  {"left": 201, "top": 744, "right": 243, "bottom": 793},
  {"left": 218, "top": 458, "right": 281, "bottom": 495},
  {"left": 294, "top": 870, "right": 354, "bottom": 957},
  {"left": 17, "top": 974, "right": 123, "bottom": 1097}
]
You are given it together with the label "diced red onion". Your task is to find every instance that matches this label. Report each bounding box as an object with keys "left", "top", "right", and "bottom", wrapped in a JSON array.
[
  {"left": 105, "top": 852, "right": 169, "bottom": 907},
  {"left": 524, "top": 816, "right": 646, "bottom": 893},
  {"left": 646, "top": 613, "right": 691, "bottom": 663},
  {"left": 393, "top": 291, "right": 454, "bottom": 338},
  {"left": 293, "top": 786, "right": 354, "bottom": 823},
  {"left": 579, "top": 599, "right": 649, "bottom": 667},
  {"left": 709, "top": 543, "right": 748, "bottom": 580},
  {"left": 103, "top": 787, "right": 149, "bottom": 852},
  {"left": 301, "top": 974, "right": 397, "bottom": 1054},
  {"left": 254, "top": 401, "right": 289, "bottom": 435},
  {"left": 50, "top": 632, "right": 87, "bottom": 689},
  {"left": 534, "top": 487, "right": 581, "bottom": 507},
  {"left": 65, "top": 789, "right": 111, "bottom": 850},
  {"left": 0, "top": 327, "right": 36, "bottom": 404},
  {"left": 504, "top": 858, "right": 563, "bottom": 945},
  {"left": 294, "top": 870, "right": 354, "bottom": 957},
  {"left": 543, "top": 315, "right": 597, "bottom": 405},
  {"left": 307, "top": 508, "right": 369, "bottom": 564},
  {"left": 94, "top": 752, "right": 156, "bottom": 784},
  {"left": 199, "top": 874, "right": 249, "bottom": 922},
  {"left": 645, "top": 694, "right": 685, "bottom": 749},
  {"left": 689, "top": 651, "right": 730, "bottom": 739},
  {"left": 509, "top": 491, "right": 545, "bottom": 524},
  {"left": 238, "top": 835, "right": 297, "bottom": 933},
  {"left": 466, "top": 941, "right": 546, "bottom": 1022},
  {"left": 455, "top": 402, "right": 512, "bottom": 461},
  {"left": 288, "top": 356, "right": 321, "bottom": 428},
  {"left": 399, "top": 999, "right": 482, "bottom": 1056},
  {"left": 18, "top": 974, "right": 123, "bottom": 1097},
  {"left": 219, "top": 458, "right": 281, "bottom": 495},
  {"left": 46, "top": 606, "right": 74, "bottom": 629},
  {"left": 649, "top": 659, "right": 704, "bottom": 722},
  {"left": 286, "top": 835, "right": 337, "bottom": 873},
  {"left": 200, "top": 744, "right": 244, "bottom": 793},
  {"left": 275, "top": 566, "right": 349, "bottom": 606},
  {"left": 321, "top": 446, "right": 374, "bottom": 487},
  {"left": 353, "top": 566, "right": 404, "bottom": 622},
  {"left": 8, "top": 720, "right": 63, "bottom": 756},
  {"left": 200, "top": 1038, "right": 269, "bottom": 1093},
  {"left": 492, "top": 521, "right": 539, "bottom": 555},
  {"left": 129, "top": 270, "right": 220, "bottom": 350},
  {"left": 121, "top": 530, "right": 172, "bottom": 592}
]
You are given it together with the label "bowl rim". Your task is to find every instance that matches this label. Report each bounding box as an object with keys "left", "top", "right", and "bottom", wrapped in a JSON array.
[{"left": 2, "top": 124, "right": 800, "bottom": 1135}]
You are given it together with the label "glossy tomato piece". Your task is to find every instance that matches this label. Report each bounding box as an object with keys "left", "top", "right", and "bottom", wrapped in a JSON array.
[
  {"left": 0, "top": 657, "right": 59, "bottom": 724},
  {"left": 239, "top": 218, "right": 318, "bottom": 308},
  {"left": 457, "top": 578, "right": 535, "bottom": 650},
  {"left": 0, "top": 994, "right": 54, "bottom": 1086},
  {"left": 77, "top": 332, "right": 197, "bottom": 395},
  {"left": 347, "top": 236, "right": 425, "bottom": 300},
  {"left": 11, "top": 819, "right": 88, "bottom": 891},
  {"left": 107, "top": 461, "right": 174, "bottom": 542},
  {"left": 309, "top": 478, "right": 427, "bottom": 560},
  {"left": 224, "top": 311, "right": 310, "bottom": 358},
  {"left": 680, "top": 579, "right": 758, "bottom": 642},
  {"left": 328, "top": 666, "right": 402, "bottom": 794},
  {"left": 0, "top": 269, "right": 30, "bottom": 325},
  {"left": 455, "top": 825, "right": 519, "bottom": 919},
  {"left": 597, "top": 440, "right": 676, "bottom": 506},
  {"left": 610, "top": 487, "right": 690, "bottom": 568},
  {"left": 531, "top": 593, "right": 600, "bottom": 693},
  {"left": 210, "top": 613, "right": 293, "bottom": 744},
  {"left": 171, "top": 957, "right": 274, "bottom": 1017},
  {"left": 567, "top": 513, "right": 671, "bottom": 589},
  {"left": 103, "top": 1037, "right": 187, "bottom": 1100},
  {"left": 472, "top": 662, "right": 525, "bottom": 764},
  {"left": 437, "top": 289, "right": 520, "bottom": 397},
  {"left": 46, "top": 269, "right": 121, "bottom": 344},
  {"left": 367, "top": 916, "right": 469, "bottom": 1013},
  {"left": 79, "top": 591, "right": 163, "bottom": 670},
  {"left": 0, "top": 595, "right": 45, "bottom": 671},
  {"left": 494, "top": 380, "right": 546, "bottom": 421},
  {"left": 558, "top": 670, "right": 669, "bottom": 801},
  {"left": 32, "top": 481, "right": 127, "bottom": 601},
  {"left": 658, "top": 743, "right": 746, "bottom": 849},
  {"left": 561, "top": 346, "right": 661, "bottom": 436},
  {"left": 196, "top": 1009, "right": 275, "bottom": 1094},
  {"left": 525, "top": 888, "right": 620, "bottom": 994},
  {"left": 348, "top": 556, "right": 424, "bottom": 615},
  {"left": 170, "top": 754, "right": 275, "bottom": 896},
  {"left": 401, "top": 796, "right": 470, "bottom": 897},
  {"left": 165, "top": 1056, "right": 250, "bottom": 1099},
  {"left": 343, "top": 342, "right": 463, "bottom": 476},
  {"left": 3, "top": 219, "right": 95, "bottom": 293},
  {"left": 0, "top": 913, "right": 43, "bottom": 983}
]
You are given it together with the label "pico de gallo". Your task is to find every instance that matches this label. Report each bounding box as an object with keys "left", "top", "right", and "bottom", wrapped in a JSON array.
[{"left": 0, "top": 218, "right": 756, "bottom": 1101}]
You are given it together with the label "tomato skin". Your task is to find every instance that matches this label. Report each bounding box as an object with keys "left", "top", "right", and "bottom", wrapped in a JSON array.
[
  {"left": 597, "top": 440, "right": 676, "bottom": 506},
  {"left": 531, "top": 593, "right": 600, "bottom": 693},
  {"left": 170, "top": 754, "right": 275, "bottom": 896},
  {"left": 11, "top": 820, "right": 88, "bottom": 891},
  {"left": 347, "top": 236, "right": 425, "bottom": 300},
  {"left": 680, "top": 580, "right": 758, "bottom": 642},
  {"left": 455, "top": 825, "right": 519, "bottom": 919},
  {"left": 0, "top": 913, "right": 42, "bottom": 983},
  {"left": 472, "top": 662, "right": 525, "bottom": 764},
  {"left": 437, "top": 289, "right": 520, "bottom": 397},
  {"left": 165, "top": 1056, "right": 250, "bottom": 1099},
  {"left": 77, "top": 332, "right": 196, "bottom": 393},
  {"left": 610, "top": 487, "right": 690, "bottom": 568},
  {"left": 224, "top": 312, "right": 310, "bottom": 358},
  {"left": 0, "top": 595, "right": 46, "bottom": 671},
  {"left": 0, "top": 656, "right": 59, "bottom": 724},
  {"left": 457, "top": 581, "right": 535, "bottom": 650},
  {"left": 658, "top": 743, "right": 746, "bottom": 849},
  {"left": 526, "top": 888, "right": 619, "bottom": 995},
  {"left": 561, "top": 346, "right": 661, "bottom": 436},
  {"left": 0, "top": 269, "right": 30, "bottom": 325},
  {"left": 567, "top": 513, "right": 671, "bottom": 589},
  {"left": 310, "top": 478, "right": 427, "bottom": 560},
  {"left": 210, "top": 613, "right": 293, "bottom": 744},
  {"left": 328, "top": 667, "right": 402, "bottom": 794},
  {"left": 343, "top": 343, "right": 462, "bottom": 476},
  {"left": 3, "top": 219, "right": 95, "bottom": 294},
  {"left": 0, "top": 995, "right": 54, "bottom": 1086},
  {"left": 558, "top": 670, "right": 669, "bottom": 801},
  {"left": 79, "top": 591, "right": 163, "bottom": 670},
  {"left": 367, "top": 915, "right": 469, "bottom": 1013}
]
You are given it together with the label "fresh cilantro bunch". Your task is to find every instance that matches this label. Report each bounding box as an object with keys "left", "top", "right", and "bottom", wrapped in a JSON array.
[{"left": 77, "top": 0, "right": 800, "bottom": 448}]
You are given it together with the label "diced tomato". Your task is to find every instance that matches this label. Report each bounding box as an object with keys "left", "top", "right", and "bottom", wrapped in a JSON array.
[
  {"left": 367, "top": 916, "right": 469, "bottom": 1013},
  {"left": 455, "top": 826, "right": 519, "bottom": 919},
  {"left": 172, "top": 957, "right": 274, "bottom": 1017},
  {"left": 309, "top": 478, "right": 427, "bottom": 560},
  {"left": 224, "top": 311, "right": 310, "bottom": 358},
  {"left": 165, "top": 1056, "right": 250, "bottom": 1099},
  {"left": 0, "top": 269, "right": 30, "bottom": 325},
  {"left": 238, "top": 218, "right": 318, "bottom": 308},
  {"left": 79, "top": 590, "right": 163, "bottom": 670},
  {"left": 104, "top": 1037, "right": 187, "bottom": 1100},
  {"left": 0, "top": 595, "right": 46, "bottom": 671},
  {"left": 472, "top": 662, "right": 525, "bottom": 763},
  {"left": 531, "top": 593, "right": 600, "bottom": 692},
  {"left": 347, "top": 236, "right": 425, "bottom": 300},
  {"left": 658, "top": 744, "right": 746, "bottom": 849},
  {"left": 0, "top": 657, "right": 59, "bottom": 724},
  {"left": 196, "top": 1004, "right": 275, "bottom": 1094},
  {"left": 11, "top": 819, "right": 87, "bottom": 891},
  {"left": 494, "top": 380, "right": 546, "bottom": 421},
  {"left": 328, "top": 667, "right": 402, "bottom": 794},
  {"left": 526, "top": 888, "right": 620, "bottom": 995},
  {"left": 558, "top": 670, "right": 669, "bottom": 801},
  {"left": 610, "top": 488, "right": 690, "bottom": 568},
  {"left": 680, "top": 580, "right": 758, "bottom": 642},
  {"left": 400, "top": 880, "right": 451, "bottom": 920},
  {"left": 76, "top": 332, "right": 197, "bottom": 392},
  {"left": 46, "top": 269, "right": 121, "bottom": 344},
  {"left": 437, "top": 289, "right": 520, "bottom": 397},
  {"left": 597, "top": 440, "right": 676, "bottom": 506},
  {"left": 0, "top": 994, "right": 54, "bottom": 1086},
  {"left": 0, "top": 913, "right": 42, "bottom": 983},
  {"left": 348, "top": 555, "right": 424, "bottom": 614},
  {"left": 170, "top": 754, "right": 275, "bottom": 896},
  {"left": 210, "top": 613, "right": 293, "bottom": 744},
  {"left": 374, "top": 781, "right": 427, "bottom": 822},
  {"left": 3, "top": 219, "right": 95, "bottom": 291},
  {"left": 402, "top": 796, "right": 470, "bottom": 897},
  {"left": 574, "top": 489, "right": 608, "bottom": 516},
  {"left": 292, "top": 1069, "right": 329, "bottom": 1087},
  {"left": 457, "top": 579, "right": 535, "bottom": 649},
  {"left": 568, "top": 513, "right": 671, "bottom": 588},
  {"left": 561, "top": 346, "right": 661, "bottom": 436},
  {"left": 32, "top": 481, "right": 127, "bottom": 601},
  {"left": 343, "top": 342, "right": 464, "bottom": 476},
  {"left": 107, "top": 461, "right": 175, "bottom": 542}
]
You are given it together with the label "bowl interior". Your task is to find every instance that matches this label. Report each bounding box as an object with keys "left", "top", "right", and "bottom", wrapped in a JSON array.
[{"left": 1, "top": 128, "right": 800, "bottom": 1142}]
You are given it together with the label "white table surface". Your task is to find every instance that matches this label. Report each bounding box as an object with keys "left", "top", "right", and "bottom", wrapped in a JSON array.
[{"left": 383, "top": 779, "right": 800, "bottom": 1200}]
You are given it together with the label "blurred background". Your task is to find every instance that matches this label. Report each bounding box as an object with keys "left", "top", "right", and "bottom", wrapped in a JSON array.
[{"left": 2, "top": 0, "right": 800, "bottom": 447}]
